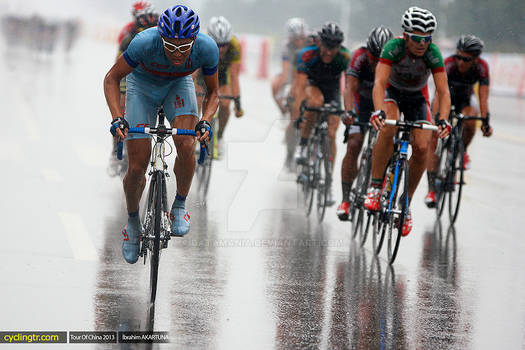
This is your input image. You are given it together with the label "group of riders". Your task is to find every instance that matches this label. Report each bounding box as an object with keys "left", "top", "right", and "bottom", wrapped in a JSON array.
[
  {"left": 272, "top": 7, "right": 492, "bottom": 237},
  {"left": 103, "top": 2, "right": 492, "bottom": 264}
]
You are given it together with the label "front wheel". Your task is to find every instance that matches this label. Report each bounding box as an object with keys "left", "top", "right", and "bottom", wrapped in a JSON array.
[
  {"left": 448, "top": 140, "right": 464, "bottom": 224},
  {"left": 149, "top": 172, "right": 164, "bottom": 305},
  {"left": 316, "top": 135, "right": 331, "bottom": 222},
  {"left": 386, "top": 159, "right": 408, "bottom": 265}
]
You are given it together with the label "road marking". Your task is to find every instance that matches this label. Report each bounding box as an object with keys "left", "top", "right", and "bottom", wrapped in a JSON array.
[
  {"left": 58, "top": 212, "right": 98, "bottom": 261},
  {"left": 40, "top": 168, "right": 63, "bottom": 182},
  {"left": 494, "top": 131, "right": 525, "bottom": 144}
]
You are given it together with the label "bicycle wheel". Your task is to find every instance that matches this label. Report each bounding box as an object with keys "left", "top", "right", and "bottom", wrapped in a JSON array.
[
  {"left": 448, "top": 139, "right": 464, "bottom": 224},
  {"left": 304, "top": 140, "right": 316, "bottom": 216},
  {"left": 356, "top": 148, "right": 374, "bottom": 245},
  {"left": 387, "top": 159, "right": 408, "bottom": 265},
  {"left": 435, "top": 137, "right": 449, "bottom": 218},
  {"left": 149, "top": 171, "right": 163, "bottom": 304},
  {"left": 316, "top": 135, "right": 331, "bottom": 222},
  {"left": 372, "top": 212, "right": 387, "bottom": 254}
]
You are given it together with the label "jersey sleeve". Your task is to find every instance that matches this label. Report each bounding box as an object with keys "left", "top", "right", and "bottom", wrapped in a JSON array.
[
  {"left": 296, "top": 46, "right": 316, "bottom": 73},
  {"left": 346, "top": 47, "right": 367, "bottom": 78},
  {"left": 201, "top": 35, "right": 219, "bottom": 76},
  {"left": 477, "top": 58, "right": 490, "bottom": 85},
  {"left": 444, "top": 55, "right": 455, "bottom": 74},
  {"left": 122, "top": 31, "right": 149, "bottom": 68},
  {"left": 425, "top": 43, "right": 445, "bottom": 73},
  {"left": 379, "top": 38, "right": 404, "bottom": 66},
  {"left": 230, "top": 36, "right": 242, "bottom": 64}
]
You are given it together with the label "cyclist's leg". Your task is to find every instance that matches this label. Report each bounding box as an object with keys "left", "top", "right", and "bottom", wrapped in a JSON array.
[
  {"left": 164, "top": 76, "right": 199, "bottom": 198},
  {"left": 461, "top": 103, "right": 479, "bottom": 149},
  {"left": 271, "top": 73, "right": 285, "bottom": 111},
  {"left": 124, "top": 75, "right": 158, "bottom": 213},
  {"left": 217, "top": 70, "right": 231, "bottom": 140},
  {"left": 405, "top": 89, "right": 433, "bottom": 199},
  {"left": 300, "top": 85, "right": 323, "bottom": 140}
]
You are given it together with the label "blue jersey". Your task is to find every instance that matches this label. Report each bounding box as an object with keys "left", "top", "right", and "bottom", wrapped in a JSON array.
[{"left": 123, "top": 27, "right": 219, "bottom": 84}]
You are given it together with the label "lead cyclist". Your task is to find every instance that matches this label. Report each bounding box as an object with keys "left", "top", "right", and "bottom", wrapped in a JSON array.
[
  {"left": 364, "top": 7, "right": 451, "bottom": 236},
  {"left": 103, "top": 5, "right": 219, "bottom": 264}
]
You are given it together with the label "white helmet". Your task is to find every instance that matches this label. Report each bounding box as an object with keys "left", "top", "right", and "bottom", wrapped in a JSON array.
[
  {"left": 285, "top": 17, "right": 306, "bottom": 39},
  {"left": 208, "top": 16, "right": 232, "bottom": 44},
  {"left": 401, "top": 7, "right": 437, "bottom": 33}
]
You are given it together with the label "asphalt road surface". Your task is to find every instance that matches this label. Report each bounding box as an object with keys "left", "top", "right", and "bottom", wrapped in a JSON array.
[{"left": 1, "top": 37, "right": 524, "bottom": 350}]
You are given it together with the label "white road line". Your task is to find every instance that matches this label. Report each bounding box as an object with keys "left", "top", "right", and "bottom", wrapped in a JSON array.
[
  {"left": 40, "top": 168, "right": 63, "bottom": 182},
  {"left": 58, "top": 212, "right": 98, "bottom": 261}
]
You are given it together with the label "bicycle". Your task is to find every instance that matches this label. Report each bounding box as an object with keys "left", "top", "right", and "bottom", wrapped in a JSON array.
[
  {"left": 116, "top": 107, "right": 207, "bottom": 304},
  {"left": 434, "top": 110, "right": 487, "bottom": 224},
  {"left": 371, "top": 119, "right": 438, "bottom": 264},
  {"left": 296, "top": 102, "right": 346, "bottom": 222},
  {"left": 346, "top": 122, "right": 378, "bottom": 246},
  {"left": 194, "top": 93, "right": 236, "bottom": 198}
]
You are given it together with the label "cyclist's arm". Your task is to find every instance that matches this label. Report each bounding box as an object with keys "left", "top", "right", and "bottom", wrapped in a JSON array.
[
  {"left": 230, "top": 62, "right": 241, "bottom": 98},
  {"left": 343, "top": 75, "right": 358, "bottom": 113},
  {"left": 279, "top": 60, "right": 291, "bottom": 88},
  {"left": 479, "top": 84, "right": 489, "bottom": 118},
  {"left": 431, "top": 90, "right": 440, "bottom": 116},
  {"left": 372, "top": 62, "right": 390, "bottom": 113},
  {"left": 104, "top": 55, "right": 134, "bottom": 119},
  {"left": 202, "top": 71, "right": 220, "bottom": 123},
  {"left": 433, "top": 71, "right": 451, "bottom": 121},
  {"left": 292, "top": 72, "right": 307, "bottom": 120}
]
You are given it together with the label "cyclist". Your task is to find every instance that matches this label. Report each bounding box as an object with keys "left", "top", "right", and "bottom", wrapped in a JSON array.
[
  {"left": 117, "top": 1, "right": 154, "bottom": 46},
  {"left": 194, "top": 16, "right": 243, "bottom": 156},
  {"left": 272, "top": 17, "right": 308, "bottom": 115},
  {"left": 336, "top": 26, "right": 394, "bottom": 221},
  {"left": 103, "top": 5, "right": 219, "bottom": 264},
  {"left": 424, "top": 34, "right": 493, "bottom": 207},
  {"left": 364, "top": 7, "right": 451, "bottom": 236},
  {"left": 108, "top": 8, "right": 159, "bottom": 177},
  {"left": 294, "top": 22, "right": 350, "bottom": 206}
]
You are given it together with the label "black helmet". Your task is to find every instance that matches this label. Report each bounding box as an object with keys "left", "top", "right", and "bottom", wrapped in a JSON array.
[
  {"left": 319, "top": 22, "right": 343, "bottom": 47},
  {"left": 367, "top": 26, "right": 393, "bottom": 57},
  {"left": 457, "top": 34, "right": 484, "bottom": 56}
]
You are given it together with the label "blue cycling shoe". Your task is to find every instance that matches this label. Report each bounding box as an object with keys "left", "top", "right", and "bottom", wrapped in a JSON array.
[
  {"left": 122, "top": 215, "right": 141, "bottom": 264},
  {"left": 170, "top": 199, "right": 190, "bottom": 236}
]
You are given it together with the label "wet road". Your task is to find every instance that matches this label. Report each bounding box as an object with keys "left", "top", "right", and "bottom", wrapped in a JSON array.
[{"left": 1, "top": 38, "right": 525, "bottom": 349}]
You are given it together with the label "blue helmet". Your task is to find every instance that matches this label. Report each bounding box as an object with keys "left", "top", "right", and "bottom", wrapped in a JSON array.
[{"left": 157, "top": 5, "right": 200, "bottom": 39}]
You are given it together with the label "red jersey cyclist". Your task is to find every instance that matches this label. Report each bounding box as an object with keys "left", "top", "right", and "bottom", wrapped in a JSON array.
[{"left": 425, "top": 34, "right": 493, "bottom": 207}]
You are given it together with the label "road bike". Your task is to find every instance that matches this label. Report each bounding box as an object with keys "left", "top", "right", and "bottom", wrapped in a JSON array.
[
  {"left": 372, "top": 119, "right": 438, "bottom": 264},
  {"left": 435, "top": 110, "right": 487, "bottom": 224},
  {"left": 296, "top": 103, "right": 346, "bottom": 222},
  {"left": 116, "top": 107, "right": 207, "bottom": 304},
  {"left": 346, "top": 122, "right": 377, "bottom": 246}
]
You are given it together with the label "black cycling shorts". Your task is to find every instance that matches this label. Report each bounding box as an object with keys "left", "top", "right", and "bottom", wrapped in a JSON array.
[
  {"left": 308, "top": 80, "right": 341, "bottom": 108},
  {"left": 385, "top": 85, "right": 432, "bottom": 123}
]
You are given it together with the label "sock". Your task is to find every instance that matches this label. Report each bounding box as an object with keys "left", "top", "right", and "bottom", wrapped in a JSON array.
[
  {"left": 299, "top": 137, "right": 308, "bottom": 146},
  {"left": 128, "top": 211, "right": 139, "bottom": 218},
  {"left": 371, "top": 178, "right": 382, "bottom": 188},
  {"left": 173, "top": 193, "right": 186, "bottom": 209},
  {"left": 342, "top": 181, "right": 352, "bottom": 202},
  {"left": 427, "top": 171, "right": 437, "bottom": 192}
]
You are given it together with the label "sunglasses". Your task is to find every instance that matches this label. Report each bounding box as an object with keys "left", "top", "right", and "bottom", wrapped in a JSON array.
[
  {"left": 405, "top": 32, "right": 432, "bottom": 43},
  {"left": 455, "top": 54, "right": 473, "bottom": 62},
  {"left": 161, "top": 38, "right": 194, "bottom": 53}
]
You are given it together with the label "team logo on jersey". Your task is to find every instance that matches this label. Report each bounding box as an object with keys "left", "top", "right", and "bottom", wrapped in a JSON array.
[
  {"left": 174, "top": 95, "right": 185, "bottom": 109},
  {"left": 301, "top": 49, "right": 317, "bottom": 63}
]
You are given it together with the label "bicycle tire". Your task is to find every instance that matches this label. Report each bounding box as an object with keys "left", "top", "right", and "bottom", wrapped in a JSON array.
[
  {"left": 387, "top": 158, "right": 408, "bottom": 265},
  {"left": 448, "top": 139, "right": 464, "bottom": 223},
  {"left": 350, "top": 152, "right": 367, "bottom": 239},
  {"left": 359, "top": 210, "right": 373, "bottom": 247},
  {"left": 317, "top": 135, "right": 331, "bottom": 222},
  {"left": 303, "top": 139, "right": 316, "bottom": 216},
  {"left": 373, "top": 213, "right": 387, "bottom": 255},
  {"left": 149, "top": 171, "right": 163, "bottom": 304},
  {"left": 357, "top": 147, "right": 374, "bottom": 244},
  {"left": 435, "top": 137, "right": 449, "bottom": 218}
]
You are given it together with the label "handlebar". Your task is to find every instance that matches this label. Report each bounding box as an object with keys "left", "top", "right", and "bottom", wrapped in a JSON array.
[
  {"left": 116, "top": 127, "right": 208, "bottom": 165},
  {"left": 384, "top": 119, "right": 439, "bottom": 131}
]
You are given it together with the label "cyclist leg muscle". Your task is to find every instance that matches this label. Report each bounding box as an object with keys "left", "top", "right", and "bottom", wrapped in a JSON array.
[
  {"left": 124, "top": 139, "right": 152, "bottom": 213},
  {"left": 300, "top": 85, "right": 323, "bottom": 139},
  {"left": 371, "top": 102, "right": 398, "bottom": 180}
]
